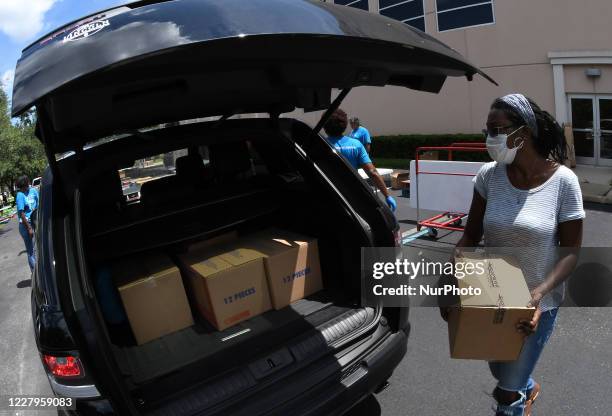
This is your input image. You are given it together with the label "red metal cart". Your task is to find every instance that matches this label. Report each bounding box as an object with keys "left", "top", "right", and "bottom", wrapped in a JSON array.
[{"left": 414, "top": 143, "right": 487, "bottom": 238}]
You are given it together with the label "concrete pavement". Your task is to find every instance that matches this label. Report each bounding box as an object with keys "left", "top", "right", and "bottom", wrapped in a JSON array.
[
  {"left": 361, "top": 308, "right": 611, "bottom": 416},
  {"left": 0, "top": 218, "right": 54, "bottom": 416},
  {"left": 0, "top": 192, "right": 610, "bottom": 415},
  {"left": 347, "top": 191, "right": 612, "bottom": 415},
  {"left": 575, "top": 164, "right": 612, "bottom": 204}
]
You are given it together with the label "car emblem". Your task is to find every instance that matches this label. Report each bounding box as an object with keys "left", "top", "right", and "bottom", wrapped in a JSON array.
[{"left": 63, "top": 20, "right": 110, "bottom": 42}]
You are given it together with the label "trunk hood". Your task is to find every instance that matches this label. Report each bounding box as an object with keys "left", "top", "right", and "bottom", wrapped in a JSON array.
[{"left": 11, "top": 0, "right": 494, "bottom": 152}]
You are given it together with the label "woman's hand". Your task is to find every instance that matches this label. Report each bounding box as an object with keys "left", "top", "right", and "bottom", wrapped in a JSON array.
[
  {"left": 517, "top": 290, "right": 544, "bottom": 336},
  {"left": 27, "top": 226, "right": 34, "bottom": 239}
]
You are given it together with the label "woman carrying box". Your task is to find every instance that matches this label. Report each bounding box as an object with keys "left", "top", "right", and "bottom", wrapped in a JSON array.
[{"left": 448, "top": 94, "right": 584, "bottom": 416}]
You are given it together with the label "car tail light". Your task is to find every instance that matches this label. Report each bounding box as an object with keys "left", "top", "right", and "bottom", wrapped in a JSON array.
[{"left": 42, "top": 354, "right": 82, "bottom": 378}]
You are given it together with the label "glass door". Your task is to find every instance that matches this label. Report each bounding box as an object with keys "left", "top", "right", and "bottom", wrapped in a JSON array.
[
  {"left": 569, "top": 95, "right": 596, "bottom": 165},
  {"left": 598, "top": 96, "right": 612, "bottom": 166}
]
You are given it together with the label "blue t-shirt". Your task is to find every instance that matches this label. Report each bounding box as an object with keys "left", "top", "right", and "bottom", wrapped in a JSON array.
[
  {"left": 350, "top": 126, "right": 371, "bottom": 147},
  {"left": 326, "top": 136, "right": 372, "bottom": 169},
  {"left": 16, "top": 187, "right": 39, "bottom": 223}
]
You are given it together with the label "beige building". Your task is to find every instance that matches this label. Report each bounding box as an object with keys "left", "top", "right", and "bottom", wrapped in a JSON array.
[{"left": 295, "top": 0, "right": 612, "bottom": 166}]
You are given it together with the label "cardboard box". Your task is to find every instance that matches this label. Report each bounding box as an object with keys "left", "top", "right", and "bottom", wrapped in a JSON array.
[
  {"left": 245, "top": 229, "right": 323, "bottom": 310},
  {"left": 186, "top": 231, "right": 238, "bottom": 253},
  {"left": 563, "top": 124, "right": 577, "bottom": 168},
  {"left": 114, "top": 254, "right": 194, "bottom": 345},
  {"left": 448, "top": 253, "right": 535, "bottom": 361},
  {"left": 390, "top": 172, "right": 410, "bottom": 190},
  {"left": 178, "top": 245, "right": 271, "bottom": 331}
]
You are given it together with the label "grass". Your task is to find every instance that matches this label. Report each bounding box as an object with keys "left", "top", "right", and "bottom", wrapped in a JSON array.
[
  {"left": 0, "top": 207, "right": 16, "bottom": 225},
  {"left": 1, "top": 208, "right": 13, "bottom": 216},
  {"left": 372, "top": 158, "right": 411, "bottom": 170}
]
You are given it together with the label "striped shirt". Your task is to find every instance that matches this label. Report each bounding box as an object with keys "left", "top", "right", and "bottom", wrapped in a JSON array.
[{"left": 474, "top": 162, "right": 585, "bottom": 311}]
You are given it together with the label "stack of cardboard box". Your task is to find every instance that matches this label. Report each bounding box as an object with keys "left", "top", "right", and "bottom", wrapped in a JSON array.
[
  {"left": 112, "top": 229, "right": 323, "bottom": 343},
  {"left": 390, "top": 172, "right": 410, "bottom": 190},
  {"left": 177, "top": 229, "right": 323, "bottom": 330}
]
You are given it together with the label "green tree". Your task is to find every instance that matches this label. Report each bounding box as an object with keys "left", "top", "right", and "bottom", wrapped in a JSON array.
[{"left": 0, "top": 89, "right": 47, "bottom": 195}]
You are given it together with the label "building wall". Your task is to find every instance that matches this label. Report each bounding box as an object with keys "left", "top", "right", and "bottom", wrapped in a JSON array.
[
  {"left": 565, "top": 65, "right": 612, "bottom": 95},
  {"left": 290, "top": 0, "right": 612, "bottom": 136}
]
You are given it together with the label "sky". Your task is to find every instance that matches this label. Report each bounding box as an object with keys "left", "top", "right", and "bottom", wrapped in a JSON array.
[{"left": 0, "top": 0, "right": 134, "bottom": 103}]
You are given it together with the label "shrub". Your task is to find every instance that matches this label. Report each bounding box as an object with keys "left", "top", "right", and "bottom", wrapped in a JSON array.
[{"left": 370, "top": 134, "right": 489, "bottom": 162}]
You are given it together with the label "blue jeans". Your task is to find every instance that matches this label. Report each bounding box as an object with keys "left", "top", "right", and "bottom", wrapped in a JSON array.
[
  {"left": 489, "top": 308, "right": 558, "bottom": 416},
  {"left": 18, "top": 222, "right": 36, "bottom": 272}
]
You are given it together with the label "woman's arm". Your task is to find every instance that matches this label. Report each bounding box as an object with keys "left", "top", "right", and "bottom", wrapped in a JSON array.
[
  {"left": 456, "top": 190, "right": 486, "bottom": 248},
  {"left": 362, "top": 163, "right": 390, "bottom": 198},
  {"left": 533, "top": 219, "right": 583, "bottom": 301},
  {"left": 518, "top": 219, "right": 583, "bottom": 335}
]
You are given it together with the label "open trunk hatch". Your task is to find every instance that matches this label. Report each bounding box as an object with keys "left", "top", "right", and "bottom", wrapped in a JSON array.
[{"left": 12, "top": 0, "right": 494, "bottom": 153}]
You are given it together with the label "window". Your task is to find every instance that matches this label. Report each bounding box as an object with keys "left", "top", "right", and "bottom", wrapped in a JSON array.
[
  {"left": 119, "top": 150, "right": 180, "bottom": 203},
  {"left": 378, "top": 0, "right": 425, "bottom": 32},
  {"left": 334, "top": 0, "right": 369, "bottom": 11},
  {"left": 436, "top": 0, "right": 494, "bottom": 32}
]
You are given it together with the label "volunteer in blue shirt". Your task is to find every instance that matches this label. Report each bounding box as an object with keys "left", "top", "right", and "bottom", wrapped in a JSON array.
[
  {"left": 323, "top": 109, "right": 396, "bottom": 212},
  {"left": 15, "top": 175, "right": 39, "bottom": 272},
  {"left": 349, "top": 117, "right": 372, "bottom": 153}
]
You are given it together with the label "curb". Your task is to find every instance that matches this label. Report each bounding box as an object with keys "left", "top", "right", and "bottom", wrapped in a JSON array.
[{"left": 580, "top": 182, "right": 612, "bottom": 205}]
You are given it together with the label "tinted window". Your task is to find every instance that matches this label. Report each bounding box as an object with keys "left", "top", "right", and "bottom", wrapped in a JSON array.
[
  {"left": 118, "top": 149, "right": 191, "bottom": 203},
  {"left": 437, "top": 0, "right": 487, "bottom": 12},
  {"left": 600, "top": 99, "right": 612, "bottom": 130},
  {"left": 405, "top": 17, "right": 425, "bottom": 31},
  {"left": 436, "top": 0, "right": 494, "bottom": 31},
  {"left": 379, "top": 0, "right": 426, "bottom": 32},
  {"left": 335, "top": 0, "right": 369, "bottom": 11},
  {"left": 570, "top": 98, "right": 594, "bottom": 130}
]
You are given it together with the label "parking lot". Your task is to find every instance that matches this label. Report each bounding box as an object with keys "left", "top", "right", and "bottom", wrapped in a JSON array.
[
  {"left": 350, "top": 191, "right": 612, "bottom": 415},
  {"left": 0, "top": 219, "right": 54, "bottom": 416},
  {"left": 0, "top": 193, "right": 610, "bottom": 416}
]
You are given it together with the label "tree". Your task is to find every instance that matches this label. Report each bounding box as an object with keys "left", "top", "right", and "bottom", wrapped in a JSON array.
[{"left": 0, "top": 89, "right": 47, "bottom": 195}]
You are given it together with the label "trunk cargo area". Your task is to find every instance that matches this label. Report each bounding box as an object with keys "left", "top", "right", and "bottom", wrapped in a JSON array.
[
  {"left": 77, "top": 129, "right": 381, "bottom": 410},
  {"left": 112, "top": 292, "right": 373, "bottom": 386}
]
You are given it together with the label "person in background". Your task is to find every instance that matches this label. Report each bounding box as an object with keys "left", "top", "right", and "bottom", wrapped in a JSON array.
[
  {"left": 349, "top": 117, "right": 372, "bottom": 153},
  {"left": 15, "top": 175, "right": 39, "bottom": 272},
  {"left": 443, "top": 94, "right": 584, "bottom": 416},
  {"left": 323, "top": 109, "right": 396, "bottom": 212}
]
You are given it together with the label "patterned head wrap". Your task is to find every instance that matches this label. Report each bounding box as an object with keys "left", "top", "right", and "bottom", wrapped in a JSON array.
[{"left": 499, "top": 93, "right": 538, "bottom": 137}]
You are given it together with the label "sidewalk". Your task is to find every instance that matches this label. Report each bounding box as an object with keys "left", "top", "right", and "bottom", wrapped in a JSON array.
[{"left": 573, "top": 164, "right": 612, "bottom": 204}]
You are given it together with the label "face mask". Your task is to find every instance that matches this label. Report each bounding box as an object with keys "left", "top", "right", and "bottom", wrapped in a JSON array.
[{"left": 486, "top": 127, "right": 525, "bottom": 164}]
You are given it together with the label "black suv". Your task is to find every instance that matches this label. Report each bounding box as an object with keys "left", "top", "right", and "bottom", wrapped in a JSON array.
[{"left": 12, "top": 0, "right": 490, "bottom": 414}]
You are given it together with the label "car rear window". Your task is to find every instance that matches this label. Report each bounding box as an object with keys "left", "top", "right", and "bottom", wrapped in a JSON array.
[
  {"left": 116, "top": 137, "right": 277, "bottom": 207},
  {"left": 119, "top": 148, "right": 202, "bottom": 203}
]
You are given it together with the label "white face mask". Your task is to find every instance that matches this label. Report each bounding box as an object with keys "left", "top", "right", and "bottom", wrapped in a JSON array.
[{"left": 486, "top": 127, "right": 525, "bottom": 164}]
